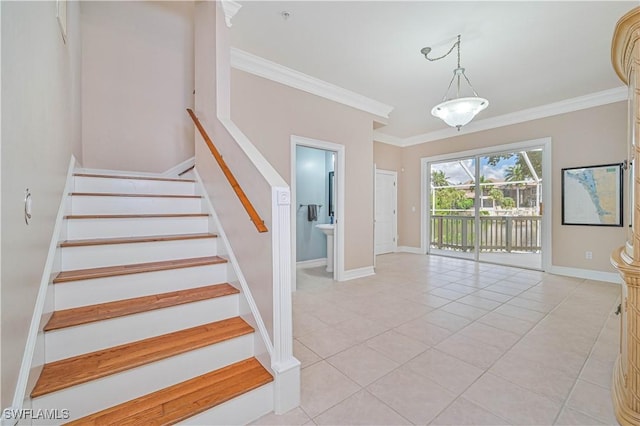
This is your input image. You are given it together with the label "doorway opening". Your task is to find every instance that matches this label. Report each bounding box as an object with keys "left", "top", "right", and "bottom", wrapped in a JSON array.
[
  {"left": 422, "top": 138, "right": 551, "bottom": 270},
  {"left": 291, "top": 136, "right": 345, "bottom": 289}
]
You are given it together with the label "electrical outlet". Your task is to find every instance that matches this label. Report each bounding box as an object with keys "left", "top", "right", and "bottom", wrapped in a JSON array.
[{"left": 585, "top": 251, "right": 593, "bottom": 260}]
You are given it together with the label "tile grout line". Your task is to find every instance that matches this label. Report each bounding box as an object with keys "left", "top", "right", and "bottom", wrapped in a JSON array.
[
  {"left": 400, "top": 262, "right": 541, "bottom": 423},
  {"left": 466, "top": 276, "right": 610, "bottom": 425},
  {"left": 551, "top": 295, "right": 622, "bottom": 425},
  {"left": 305, "top": 359, "right": 408, "bottom": 424},
  {"left": 416, "top": 274, "right": 590, "bottom": 424},
  {"left": 300, "top": 295, "right": 463, "bottom": 424},
  {"left": 297, "top": 294, "right": 430, "bottom": 423},
  {"left": 368, "top": 278, "right": 536, "bottom": 423},
  {"left": 292, "top": 254, "right": 618, "bottom": 426}
]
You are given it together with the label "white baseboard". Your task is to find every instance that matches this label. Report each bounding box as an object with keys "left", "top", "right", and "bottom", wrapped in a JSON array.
[
  {"left": 273, "top": 358, "right": 301, "bottom": 414},
  {"left": 391, "top": 249, "right": 620, "bottom": 284},
  {"left": 296, "top": 258, "right": 327, "bottom": 269},
  {"left": 549, "top": 265, "right": 622, "bottom": 284},
  {"left": 163, "top": 156, "right": 195, "bottom": 177},
  {"left": 397, "top": 246, "right": 425, "bottom": 254},
  {"left": 7, "top": 156, "right": 76, "bottom": 421},
  {"left": 340, "top": 266, "right": 375, "bottom": 281}
]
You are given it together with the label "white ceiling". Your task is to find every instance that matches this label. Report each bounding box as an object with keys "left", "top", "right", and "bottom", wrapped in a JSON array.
[{"left": 230, "top": 1, "right": 637, "bottom": 140}]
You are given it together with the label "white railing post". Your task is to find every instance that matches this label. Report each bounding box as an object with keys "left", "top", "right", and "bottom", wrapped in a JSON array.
[{"left": 271, "top": 186, "right": 300, "bottom": 414}]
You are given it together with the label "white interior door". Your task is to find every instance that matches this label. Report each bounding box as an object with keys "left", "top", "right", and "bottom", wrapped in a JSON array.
[{"left": 375, "top": 169, "right": 397, "bottom": 255}]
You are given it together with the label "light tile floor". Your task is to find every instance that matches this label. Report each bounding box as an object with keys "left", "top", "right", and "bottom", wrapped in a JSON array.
[{"left": 253, "top": 253, "right": 621, "bottom": 425}]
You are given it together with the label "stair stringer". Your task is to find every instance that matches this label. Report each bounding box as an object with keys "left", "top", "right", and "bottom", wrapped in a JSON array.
[
  {"left": 194, "top": 168, "right": 301, "bottom": 417},
  {"left": 193, "top": 169, "right": 273, "bottom": 374}
]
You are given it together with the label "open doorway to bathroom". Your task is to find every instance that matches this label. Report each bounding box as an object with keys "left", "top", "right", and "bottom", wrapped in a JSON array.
[{"left": 291, "top": 136, "right": 345, "bottom": 290}]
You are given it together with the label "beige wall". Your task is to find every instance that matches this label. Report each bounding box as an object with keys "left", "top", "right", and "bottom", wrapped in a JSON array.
[
  {"left": 377, "top": 102, "right": 627, "bottom": 273},
  {"left": 81, "top": 1, "right": 194, "bottom": 172},
  {"left": 231, "top": 69, "right": 378, "bottom": 271},
  {"left": 1, "top": 1, "right": 82, "bottom": 407},
  {"left": 374, "top": 142, "right": 402, "bottom": 172}
]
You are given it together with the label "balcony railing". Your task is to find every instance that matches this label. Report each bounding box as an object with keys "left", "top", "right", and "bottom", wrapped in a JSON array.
[{"left": 430, "top": 215, "right": 542, "bottom": 252}]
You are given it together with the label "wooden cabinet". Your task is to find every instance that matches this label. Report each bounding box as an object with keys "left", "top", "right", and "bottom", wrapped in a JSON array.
[{"left": 611, "top": 7, "right": 640, "bottom": 425}]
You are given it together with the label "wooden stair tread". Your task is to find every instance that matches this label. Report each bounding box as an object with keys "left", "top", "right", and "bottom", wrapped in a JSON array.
[
  {"left": 53, "top": 256, "right": 227, "bottom": 283},
  {"left": 65, "top": 213, "right": 208, "bottom": 219},
  {"left": 44, "top": 283, "right": 239, "bottom": 331},
  {"left": 31, "top": 317, "right": 254, "bottom": 398},
  {"left": 60, "top": 233, "right": 217, "bottom": 248},
  {"left": 65, "top": 358, "right": 272, "bottom": 426},
  {"left": 74, "top": 173, "right": 195, "bottom": 183},
  {"left": 70, "top": 192, "right": 201, "bottom": 199}
]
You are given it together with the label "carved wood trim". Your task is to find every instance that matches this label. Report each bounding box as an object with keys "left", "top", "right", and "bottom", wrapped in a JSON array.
[
  {"left": 612, "top": 8, "right": 640, "bottom": 84},
  {"left": 612, "top": 8, "right": 640, "bottom": 423}
]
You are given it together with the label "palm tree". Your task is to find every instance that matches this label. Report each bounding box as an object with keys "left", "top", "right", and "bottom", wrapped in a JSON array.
[
  {"left": 504, "top": 164, "right": 527, "bottom": 208},
  {"left": 470, "top": 175, "right": 493, "bottom": 193},
  {"left": 487, "top": 151, "right": 542, "bottom": 180},
  {"left": 431, "top": 170, "right": 448, "bottom": 188},
  {"left": 504, "top": 164, "right": 526, "bottom": 183}
]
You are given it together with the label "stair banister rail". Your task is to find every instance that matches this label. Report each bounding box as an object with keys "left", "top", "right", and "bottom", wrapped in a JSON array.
[{"left": 187, "top": 108, "right": 268, "bottom": 233}]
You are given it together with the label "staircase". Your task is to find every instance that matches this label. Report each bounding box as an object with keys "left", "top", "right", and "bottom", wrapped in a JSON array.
[{"left": 30, "top": 172, "right": 274, "bottom": 424}]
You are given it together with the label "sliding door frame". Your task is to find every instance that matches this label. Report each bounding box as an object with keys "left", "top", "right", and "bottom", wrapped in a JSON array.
[{"left": 421, "top": 137, "right": 552, "bottom": 271}]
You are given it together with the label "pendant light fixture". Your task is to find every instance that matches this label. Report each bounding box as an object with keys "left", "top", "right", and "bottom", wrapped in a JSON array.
[{"left": 421, "top": 35, "right": 488, "bottom": 130}]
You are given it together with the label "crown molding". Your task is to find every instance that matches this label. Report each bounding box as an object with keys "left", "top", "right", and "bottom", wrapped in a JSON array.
[
  {"left": 229, "top": 46, "right": 624, "bottom": 147},
  {"left": 372, "top": 131, "right": 404, "bottom": 146},
  {"left": 220, "top": 0, "right": 242, "bottom": 27},
  {"left": 230, "top": 48, "right": 394, "bottom": 119},
  {"left": 375, "top": 87, "right": 627, "bottom": 148}
]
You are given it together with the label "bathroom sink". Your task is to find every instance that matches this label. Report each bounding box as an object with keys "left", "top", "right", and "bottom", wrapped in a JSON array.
[
  {"left": 315, "top": 224, "right": 335, "bottom": 236},
  {"left": 315, "top": 224, "right": 335, "bottom": 273}
]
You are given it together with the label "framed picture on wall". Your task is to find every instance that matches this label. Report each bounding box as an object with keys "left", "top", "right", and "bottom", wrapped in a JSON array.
[{"left": 561, "top": 162, "right": 623, "bottom": 226}]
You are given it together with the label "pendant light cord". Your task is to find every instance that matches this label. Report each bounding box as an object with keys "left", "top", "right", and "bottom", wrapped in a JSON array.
[
  {"left": 423, "top": 35, "right": 461, "bottom": 62},
  {"left": 456, "top": 35, "right": 461, "bottom": 98}
]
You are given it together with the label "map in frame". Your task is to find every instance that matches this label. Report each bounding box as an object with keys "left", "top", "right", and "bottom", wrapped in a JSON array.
[{"left": 562, "top": 163, "right": 623, "bottom": 227}]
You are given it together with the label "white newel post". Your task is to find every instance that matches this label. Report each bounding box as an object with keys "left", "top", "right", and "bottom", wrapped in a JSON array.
[{"left": 271, "top": 186, "right": 301, "bottom": 414}]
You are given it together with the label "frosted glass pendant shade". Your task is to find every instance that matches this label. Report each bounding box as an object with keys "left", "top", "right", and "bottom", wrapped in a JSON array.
[{"left": 431, "top": 97, "right": 489, "bottom": 130}]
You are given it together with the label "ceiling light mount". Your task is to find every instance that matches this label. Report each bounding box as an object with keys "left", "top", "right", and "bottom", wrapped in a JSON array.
[{"left": 422, "top": 34, "right": 488, "bottom": 131}]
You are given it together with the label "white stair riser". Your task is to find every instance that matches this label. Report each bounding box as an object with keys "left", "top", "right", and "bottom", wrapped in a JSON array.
[
  {"left": 74, "top": 176, "right": 195, "bottom": 195},
  {"left": 32, "top": 335, "right": 254, "bottom": 422},
  {"left": 178, "top": 383, "right": 273, "bottom": 425},
  {"left": 54, "top": 264, "right": 228, "bottom": 309},
  {"left": 67, "top": 216, "right": 209, "bottom": 239},
  {"left": 61, "top": 238, "right": 218, "bottom": 270},
  {"left": 45, "top": 295, "right": 239, "bottom": 362},
  {"left": 71, "top": 196, "right": 202, "bottom": 215}
]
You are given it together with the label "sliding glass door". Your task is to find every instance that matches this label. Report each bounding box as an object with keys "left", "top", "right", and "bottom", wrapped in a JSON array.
[
  {"left": 476, "top": 150, "right": 542, "bottom": 269},
  {"left": 427, "top": 146, "right": 544, "bottom": 269},
  {"left": 429, "top": 157, "right": 477, "bottom": 260}
]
